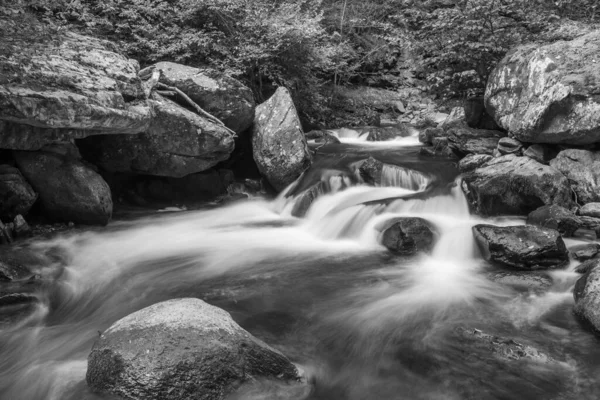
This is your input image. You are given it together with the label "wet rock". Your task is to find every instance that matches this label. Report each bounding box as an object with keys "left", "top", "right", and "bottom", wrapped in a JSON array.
[
  {"left": 418, "top": 127, "right": 443, "bottom": 145},
  {"left": 487, "top": 271, "right": 552, "bottom": 292},
  {"left": 419, "top": 146, "right": 458, "bottom": 159},
  {"left": 464, "top": 97, "right": 501, "bottom": 130},
  {"left": 367, "top": 125, "right": 410, "bottom": 141},
  {"left": 574, "top": 265, "right": 600, "bottom": 333},
  {"left": 447, "top": 126, "right": 506, "bottom": 156},
  {"left": 86, "top": 298, "right": 301, "bottom": 400},
  {"left": 12, "top": 215, "right": 31, "bottom": 238},
  {"left": 575, "top": 259, "right": 600, "bottom": 274},
  {"left": 79, "top": 94, "right": 235, "bottom": 178},
  {"left": 252, "top": 87, "right": 311, "bottom": 191},
  {"left": 14, "top": 150, "right": 112, "bottom": 225},
  {"left": 0, "top": 221, "right": 13, "bottom": 245},
  {"left": 523, "top": 144, "right": 556, "bottom": 165},
  {"left": 380, "top": 218, "right": 437, "bottom": 255},
  {"left": 358, "top": 157, "right": 383, "bottom": 185},
  {"left": 496, "top": 137, "right": 523, "bottom": 156},
  {"left": 153, "top": 62, "right": 255, "bottom": 134},
  {"left": 458, "top": 154, "right": 492, "bottom": 173},
  {"left": 550, "top": 149, "right": 600, "bottom": 204},
  {"left": 0, "top": 165, "right": 37, "bottom": 221},
  {"left": 579, "top": 203, "right": 600, "bottom": 218},
  {"left": 305, "top": 130, "right": 340, "bottom": 144},
  {"left": 473, "top": 224, "right": 569, "bottom": 270},
  {"left": 526, "top": 205, "right": 580, "bottom": 237},
  {"left": 570, "top": 243, "right": 600, "bottom": 261},
  {"left": 462, "top": 155, "right": 573, "bottom": 216},
  {"left": 0, "top": 247, "right": 41, "bottom": 281},
  {"left": 485, "top": 30, "right": 600, "bottom": 145}
]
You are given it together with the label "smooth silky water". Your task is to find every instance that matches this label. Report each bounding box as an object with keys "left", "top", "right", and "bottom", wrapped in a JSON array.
[{"left": 1, "top": 133, "right": 600, "bottom": 400}]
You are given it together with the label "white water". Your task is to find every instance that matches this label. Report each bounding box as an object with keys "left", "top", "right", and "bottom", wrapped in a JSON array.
[{"left": 325, "top": 127, "right": 421, "bottom": 146}]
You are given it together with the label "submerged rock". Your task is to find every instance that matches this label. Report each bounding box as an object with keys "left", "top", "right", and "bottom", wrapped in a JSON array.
[
  {"left": 380, "top": 218, "right": 437, "bottom": 255},
  {"left": 550, "top": 149, "right": 600, "bottom": 204},
  {"left": 487, "top": 271, "right": 552, "bottom": 292},
  {"left": 0, "top": 165, "right": 37, "bottom": 221},
  {"left": 252, "top": 87, "right": 311, "bottom": 191},
  {"left": 14, "top": 150, "right": 112, "bottom": 225},
  {"left": 473, "top": 224, "right": 569, "bottom": 270},
  {"left": 462, "top": 155, "right": 573, "bottom": 216},
  {"left": 485, "top": 30, "right": 600, "bottom": 145},
  {"left": 153, "top": 62, "right": 255, "bottom": 134},
  {"left": 527, "top": 205, "right": 580, "bottom": 237},
  {"left": 87, "top": 298, "right": 301, "bottom": 400}
]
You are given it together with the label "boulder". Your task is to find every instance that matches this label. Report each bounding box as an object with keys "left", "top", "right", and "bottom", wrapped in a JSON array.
[
  {"left": 473, "top": 224, "right": 569, "bottom": 270},
  {"left": 447, "top": 126, "right": 506, "bottom": 155},
  {"left": 458, "top": 154, "right": 492, "bottom": 173},
  {"left": 0, "top": 165, "right": 37, "bottom": 220},
  {"left": 380, "top": 218, "right": 437, "bottom": 255},
  {"left": 580, "top": 203, "right": 600, "bottom": 218},
  {"left": 14, "top": 150, "right": 112, "bottom": 225},
  {"left": 464, "top": 97, "right": 501, "bottom": 130},
  {"left": 574, "top": 265, "right": 600, "bottom": 333},
  {"left": 0, "top": 32, "right": 150, "bottom": 139},
  {"left": 462, "top": 155, "right": 573, "bottom": 216},
  {"left": 86, "top": 298, "right": 301, "bottom": 400},
  {"left": 526, "top": 205, "right": 580, "bottom": 237},
  {"left": 252, "top": 87, "right": 311, "bottom": 191},
  {"left": 153, "top": 62, "right": 255, "bottom": 134},
  {"left": 576, "top": 259, "right": 600, "bottom": 274},
  {"left": 570, "top": 243, "right": 600, "bottom": 261},
  {"left": 358, "top": 157, "right": 383, "bottom": 185},
  {"left": 79, "top": 95, "right": 235, "bottom": 177},
  {"left": 523, "top": 144, "right": 557, "bottom": 165},
  {"left": 550, "top": 149, "right": 600, "bottom": 204},
  {"left": 496, "top": 137, "right": 523, "bottom": 156},
  {"left": 485, "top": 30, "right": 600, "bottom": 145}
]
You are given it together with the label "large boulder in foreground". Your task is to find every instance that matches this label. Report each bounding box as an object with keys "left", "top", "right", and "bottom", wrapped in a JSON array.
[
  {"left": 252, "top": 87, "right": 311, "bottom": 191},
  {"left": 485, "top": 30, "right": 600, "bottom": 145},
  {"left": 14, "top": 149, "right": 112, "bottom": 225},
  {"left": 447, "top": 126, "right": 506, "bottom": 155},
  {"left": 153, "top": 62, "right": 255, "bottom": 134},
  {"left": 461, "top": 155, "right": 573, "bottom": 216},
  {"left": 380, "top": 218, "right": 437, "bottom": 255},
  {"left": 87, "top": 298, "right": 301, "bottom": 400},
  {"left": 0, "top": 32, "right": 149, "bottom": 139},
  {"left": 0, "top": 165, "right": 37, "bottom": 221},
  {"left": 574, "top": 265, "right": 600, "bottom": 334},
  {"left": 473, "top": 225, "right": 569, "bottom": 270},
  {"left": 550, "top": 149, "right": 600, "bottom": 204},
  {"left": 79, "top": 95, "right": 235, "bottom": 177}
]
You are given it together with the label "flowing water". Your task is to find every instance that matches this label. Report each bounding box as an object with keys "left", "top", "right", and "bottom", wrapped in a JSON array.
[{"left": 1, "top": 132, "right": 600, "bottom": 400}]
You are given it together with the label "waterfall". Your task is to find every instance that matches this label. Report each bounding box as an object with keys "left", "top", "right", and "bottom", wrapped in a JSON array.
[{"left": 380, "top": 164, "right": 430, "bottom": 191}]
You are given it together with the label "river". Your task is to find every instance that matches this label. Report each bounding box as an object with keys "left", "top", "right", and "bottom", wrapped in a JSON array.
[{"left": 1, "top": 130, "right": 599, "bottom": 400}]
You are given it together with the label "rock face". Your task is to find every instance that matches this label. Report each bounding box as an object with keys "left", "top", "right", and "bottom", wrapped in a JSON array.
[
  {"left": 462, "top": 155, "right": 573, "bottom": 216},
  {"left": 153, "top": 62, "right": 255, "bottom": 134},
  {"left": 0, "top": 165, "right": 37, "bottom": 220},
  {"left": 473, "top": 224, "right": 569, "bottom": 270},
  {"left": 0, "top": 32, "right": 149, "bottom": 139},
  {"left": 550, "top": 149, "right": 600, "bottom": 204},
  {"left": 574, "top": 265, "right": 600, "bottom": 334},
  {"left": 14, "top": 150, "right": 112, "bottom": 225},
  {"left": 79, "top": 95, "right": 235, "bottom": 177},
  {"left": 252, "top": 87, "right": 311, "bottom": 191},
  {"left": 380, "top": 218, "right": 437, "bottom": 255},
  {"left": 458, "top": 154, "right": 492, "bottom": 173},
  {"left": 87, "top": 298, "right": 300, "bottom": 400},
  {"left": 447, "top": 126, "right": 506, "bottom": 155},
  {"left": 485, "top": 30, "right": 600, "bottom": 145},
  {"left": 527, "top": 205, "right": 580, "bottom": 237}
]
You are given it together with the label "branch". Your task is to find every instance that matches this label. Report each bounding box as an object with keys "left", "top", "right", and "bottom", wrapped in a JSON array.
[{"left": 142, "top": 69, "right": 161, "bottom": 99}]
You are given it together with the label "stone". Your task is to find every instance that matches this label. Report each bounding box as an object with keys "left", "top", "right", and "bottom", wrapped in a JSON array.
[
  {"left": 580, "top": 203, "right": 600, "bottom": 218},
  {"left": 570, "top": 243, "right": 600, "bottom": 261},
  {"left": 458, "top": 154, "right": 492, "bottom": 173},
  {"left": 574, "top": 265, "right": 600, "bottom": 334},
  {"left": 153, "top": 62, "right": 255, "bottom": 134},
  {"left": 305, "top": 130, "right": 341, "bottom": 144},
  {"left": 14, "top": 150, "right": 112, "bottom": 225},
  {"left": 550, "top": 149, "right": 600, "bottom": 204},
  {"left": 380, "top": 218, "right": 437, "bottom": 255},
  {"left": 526, "top": 205, "right": 581, "bottom": 237},
  {"left": 419, "top": 146, "right": 458, "bottom": 159},
  {"left": 464, "top": 97, "right": 501, "bottom": 130},
  {"left": 576, "top": 259, "right": 600, "bottom": 274},
  {"left": 473, "top": 224, "right": 569, "bottom": 270},
  {"left": 496, "top": 137, "right": 523, "bottom": 156},
  {"left": 0, "top": 165, "right": 37, "bottom": 221},
  {"left": 12, "top": 215, "right": 31, "bottom": 238},
  {"left": 86, "top": 298, "right": 301, "bottom": 400},
  {"left": 485, "top": 30, "right": 600, "bottom": 145},
  {"left": 523, "top": 144, "right": 557, "bottom": 165},
  {"left": 252, "top": 87, "right": 311, "bottom": 191},
  {"left": 447, "top": 126, "right": 506, "bottom": 155},
  {"left": 418, "top": 127, "right": 444, "bottom": 145},
  {"left": 79, "top": 95, "right": 235, "bottom": 178},
  {"left": 462, "top": 155, "right": 573, "bottom": 216},
  {"left": 366, "top": 125, "right": 411, "bottom": 141}
]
